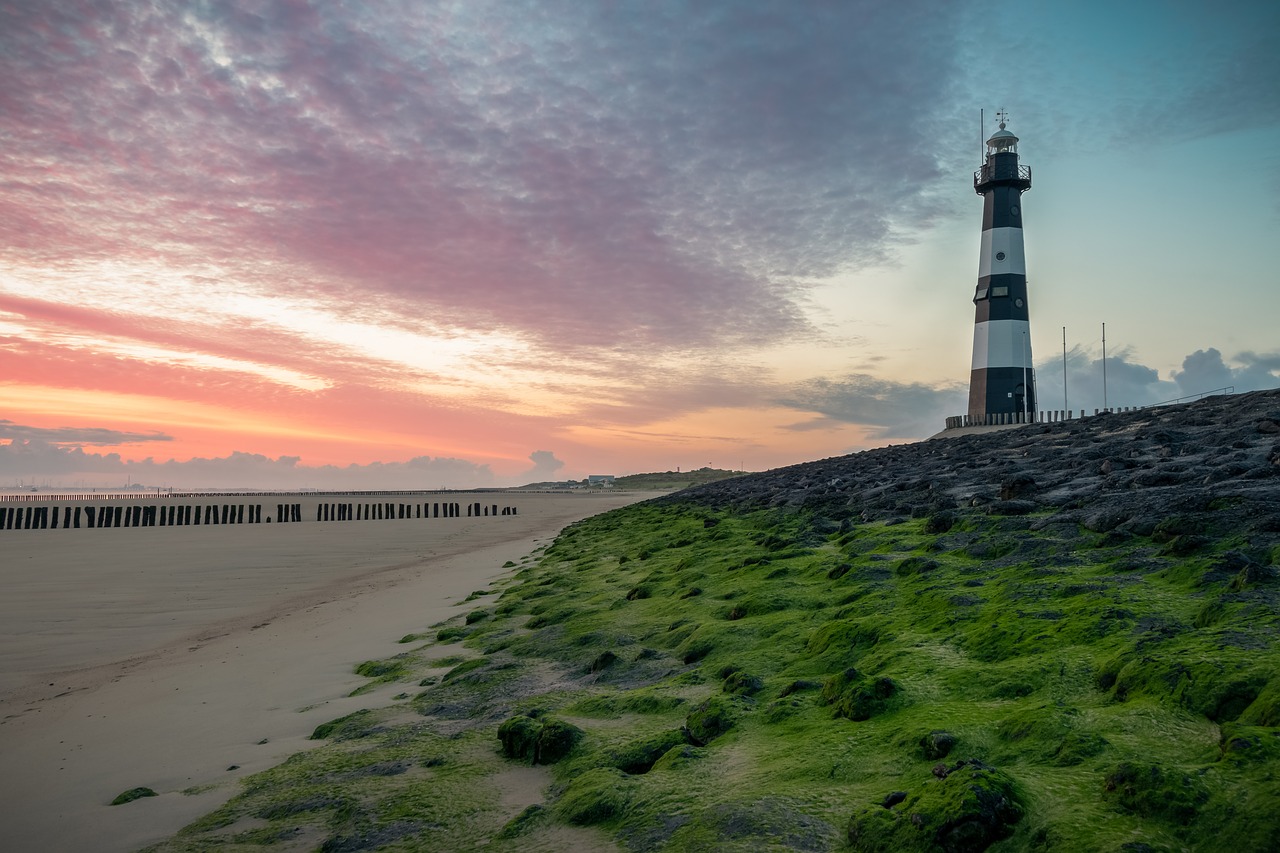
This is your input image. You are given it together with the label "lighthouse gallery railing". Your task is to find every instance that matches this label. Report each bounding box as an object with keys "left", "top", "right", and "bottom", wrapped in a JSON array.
[{"left": 974, "top": 163, "right": 1031, "bottom": 189}]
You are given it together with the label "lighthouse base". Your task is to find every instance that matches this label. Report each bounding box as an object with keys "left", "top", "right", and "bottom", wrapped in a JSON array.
[{"left": 968, "top": 366, "right": 1035, "bottom": 421}]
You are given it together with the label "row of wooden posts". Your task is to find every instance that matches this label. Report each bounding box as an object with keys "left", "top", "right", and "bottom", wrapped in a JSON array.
[
  {"left": 0, "top": 501, "right": 517, "bottom": 531},
  {"left": 0, "top": 489, "right": 487, "bottom": 504}
]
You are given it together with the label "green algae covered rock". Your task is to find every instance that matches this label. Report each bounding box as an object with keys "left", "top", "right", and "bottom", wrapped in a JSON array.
[
  {"left": 554, "top": 768, "right": 631, "bottom": 825},
  {"left": 497, "top": 714, "right": 542, "bottom": 762},
  {"left": 496, "top": 803, "right": 548, "bottom": 839},
  {"left": 1218, "top": 722, "right": 1280, "bottom": 764},
  {"left": 610, "top": 729, "right": 687, "bottom": 774},
  {"left": 920, "top": 730, "right": 958, "bottom": 761},
  {"left": 650, "top": 742, "right": 703, "bottom": 772},
  {"left": 684, "top": 696, "right": 737, "bottom": 746},
  {"left": 497, "top": 714, "right": 583, "bottom": 764},
  {"left": 1101, "top": 762, "right": 1207, "bottom": 825},
  {"left": 1237, "top": 679, "right": 1280, "bottom": 726},
  {"left": 847, "top": 760, "right": 1023, "bottom": 853},
  {"left": 534, "top": 717, "right": 584, "bottom": 764},
  {"left": 308, "top": 708, "right": 376, "bottom": 741},
  {"left": 821, "top": 668, "right": 899, "bottom": 721},
  {"left": 722, "top": 670, "right": 764, "bottom": 696},
  {"left": 110, "top": 786, "right": 158, "bottom": 806}
]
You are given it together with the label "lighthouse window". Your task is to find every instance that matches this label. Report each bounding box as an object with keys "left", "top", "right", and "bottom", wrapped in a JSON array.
[
  {"left": 975, "top": 287, "right": 989, "bottom": 300},
  {"left": 995, "top": 251, "right": 1006, "bottom": 261},
  {"left": 991, "top": 286, "right": 1009, "bottom": 297}
]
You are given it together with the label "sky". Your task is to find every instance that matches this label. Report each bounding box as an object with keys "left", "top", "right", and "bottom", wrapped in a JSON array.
[{"left": 2, "top": 0, "right": 1278, "bottom": 490}]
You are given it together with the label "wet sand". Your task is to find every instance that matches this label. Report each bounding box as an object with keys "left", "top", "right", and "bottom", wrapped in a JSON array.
[{"left": 0, "top": 491, "right": 650, "bottom": 852}]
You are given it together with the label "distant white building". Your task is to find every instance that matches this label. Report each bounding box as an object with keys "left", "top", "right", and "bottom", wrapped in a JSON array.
[{"left": 587, "top": 475, "right": 615, "bottom": 487}]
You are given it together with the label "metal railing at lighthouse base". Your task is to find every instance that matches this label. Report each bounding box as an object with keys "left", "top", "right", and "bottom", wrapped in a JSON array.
[
  {"left": 945, "top": 407, "right": 1147, "bottom": 429},
  {"left": 942, "top": 385, "right": 1236, "bottom": 430}
]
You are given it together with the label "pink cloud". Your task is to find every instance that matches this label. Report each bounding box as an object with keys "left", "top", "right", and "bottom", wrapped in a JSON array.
[{"left": 1, "top": 1, "right": 964, "bottom": 353}]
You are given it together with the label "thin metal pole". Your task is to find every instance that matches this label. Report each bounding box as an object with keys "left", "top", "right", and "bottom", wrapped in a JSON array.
[
  {"left": 1032, "top": 365, "right": 1038, "bottom": 422},
  {"left": 1062, "top": 326, "right": 1068, "bottom": 413},
  {"left": 1023, "top": 332, "right": 1029, "bottom": 423},
  {"left": 1102, "top": 322, "right": 1108, "bottom": 412}
]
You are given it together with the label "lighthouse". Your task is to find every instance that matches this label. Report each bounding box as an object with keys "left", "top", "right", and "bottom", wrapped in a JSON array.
[{"left": 968, "top": 112, "right": 1035, "bottom": 422}]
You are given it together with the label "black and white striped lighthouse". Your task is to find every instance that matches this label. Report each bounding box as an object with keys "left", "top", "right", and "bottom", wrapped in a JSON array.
[{"left": 968, "top": 112, "right": 1035, "bottom": 422}]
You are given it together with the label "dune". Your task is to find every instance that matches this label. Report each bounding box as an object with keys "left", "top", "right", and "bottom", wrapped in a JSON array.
[{"left": 0, "top": 490, "right": 650, "bottom": 853}]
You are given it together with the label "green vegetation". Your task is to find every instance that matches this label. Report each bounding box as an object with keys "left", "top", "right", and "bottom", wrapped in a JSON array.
[
  {"left": 606, "top": 468, "right": 747, "bottom": 489},
  {"left": 847, "top": 760, "right": 1023, "bottom": 852},
  {"left": 518, "top": 466, "right": 743, "bottom": 491},
  {"left": 111, "top": 786, "right": 158, "bottom": 806},
  {"left": 308, "top": 708, "right": 377, "bottom": 741},
  {"left": 497, "top": 713, "right": 584, "bottom": 765},
  {"left": 614, "top": 467, "right": 745, "bottom": 490},
  {"left": 146, "top": 495, "right": 1280, "bottom": 852}
]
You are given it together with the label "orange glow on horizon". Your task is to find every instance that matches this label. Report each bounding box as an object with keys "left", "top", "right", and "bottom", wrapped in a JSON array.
[
  {"left": 0, "top": 383, "right": 548, "bottom": 469},
  {"left": 561, "top": 405, "right": 880, "bottom": 472}
]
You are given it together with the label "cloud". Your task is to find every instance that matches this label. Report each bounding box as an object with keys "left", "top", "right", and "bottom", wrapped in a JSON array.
[
  {"left": 521, "top": 450, "right": 566, "bottom": 484},
  {"left": 1172, "top": 348, "right": 1280, "bottom": 399},
  {"left": 0, "top": 441, "right": 131, "bottom": 478},
  {"left": 777, "top": 374, "right": 967, "bottom": 440},
  {"left": 1238, "top": 350, "right": 1280, "bottom": 373},
  {"left": 777, "top": 345, "right": 1280, "bottom": 440},
  {"left": 0, "top": 442, "right": 495, "bottom": 491},
  {"left": 1031, "top": 345, "right": 1172, "bottom": 415},
  {"left": 1172, "top": 349, "right": 1236, "bottom": 398},
  {"left": 0, "top": 1, "right": 968, "bottom": 354},
  {"left": 0, "top": 421, "right": 173, "bottom": 446},
  {"left": 1034, "top": 346, "right": 1280, "bottom": 415}
]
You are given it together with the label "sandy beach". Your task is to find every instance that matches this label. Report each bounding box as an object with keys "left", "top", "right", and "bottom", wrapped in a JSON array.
[{"left": 0, "top": 491, "right": 650, "bottom": 852}]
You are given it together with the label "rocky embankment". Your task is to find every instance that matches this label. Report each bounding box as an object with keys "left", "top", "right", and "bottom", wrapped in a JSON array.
[{"left": 667, "top": 389, "right": 1280, "bottom": 545}]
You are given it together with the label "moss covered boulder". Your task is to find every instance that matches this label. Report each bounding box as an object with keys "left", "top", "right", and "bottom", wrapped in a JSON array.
[
  {"left": 1101, "top": 762, "right": 1207, "bottom": 825},
  {"left": 847, "top": 760, "right": 1023, "bottom": 853},
  {"left": 497, "top": 714, "right": 583, "bottom": 765},
  {"left": 497, "top": 714, "right": 542, "bottom": 762},
  {"left": 920, "top": 730, "right": 958, "bottom": 761},
  {"left": 722, "top": 671, "right": 764, "bottom": 696},
  {"left": 822, "top": 668, "right": 900, "bottom": 721},
  {"left": 308, "top": 708, "right": 376, "bottom": 741},
  {"left": 554, "top": 768, "right": 631, "bottom": 825},
  {"left": 684, "top": 696, "right": 738, "bottom": 746},
  {"left": 610, "top": 729, "right": 688, "bottom": 774},
  {"left": 110, "top": 786, "right": 158, "bottom": 806},
  {"left": 534, "top": 718, "right": 584, "bottom": 764}
]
